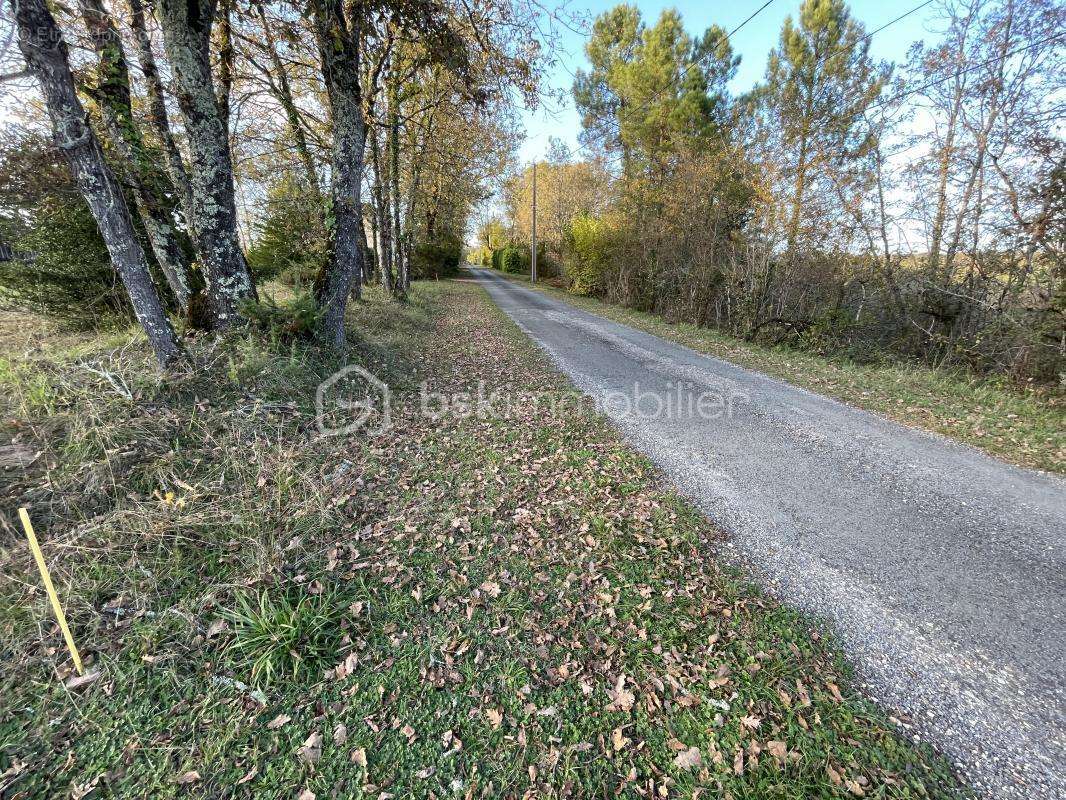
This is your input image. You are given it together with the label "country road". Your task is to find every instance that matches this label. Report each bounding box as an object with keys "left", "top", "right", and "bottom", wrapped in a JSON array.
[{"left": 468, "top": 267, "right": 1066, "bottom": 799}]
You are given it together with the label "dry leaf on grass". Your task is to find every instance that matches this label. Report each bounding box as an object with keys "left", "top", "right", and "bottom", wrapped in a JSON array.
[
  {"left": 64, "top": 671, "right": 102, "bottom": 691},
  {"left": 175, "top": 770, "right": 200, "bottom": 785},
  {"left": 297, "top": 731, "right": 322, "bottom": 765},
  {"left": 267, "top": 714, "right": 291, "bottom": 730},
  {"left": 672, "top": 747, "right": 702, "bottom": 770}
]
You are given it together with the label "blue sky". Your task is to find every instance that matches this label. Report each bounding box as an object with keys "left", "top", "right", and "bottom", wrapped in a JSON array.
[{"left": 519, "top": 0, "right": 943, "bottom": 163}]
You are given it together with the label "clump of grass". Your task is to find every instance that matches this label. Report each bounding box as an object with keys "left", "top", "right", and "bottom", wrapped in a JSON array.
[{"left": 220, "top": 586, "right": 344, "bottom": 686}]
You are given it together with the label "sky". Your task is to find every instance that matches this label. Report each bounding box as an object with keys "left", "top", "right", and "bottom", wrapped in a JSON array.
[{"left": 518, "top": 0, "right": 945, "bottom": 164}]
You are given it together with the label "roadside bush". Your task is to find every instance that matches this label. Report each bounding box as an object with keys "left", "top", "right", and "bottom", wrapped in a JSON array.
[
  {"left": 501, "top": 244, "right": 528, "bottom": 274},
  {"left": 565, "top": 213, "right": 617, "bottom": 296},
  {"left": 411, "top": 234, "right": 462, "bottom": 279}
]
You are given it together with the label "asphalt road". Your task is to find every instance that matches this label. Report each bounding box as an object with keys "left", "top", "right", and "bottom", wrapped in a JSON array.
[{"left": 468, "top": 267, "right": 1066, "bottom": 799}]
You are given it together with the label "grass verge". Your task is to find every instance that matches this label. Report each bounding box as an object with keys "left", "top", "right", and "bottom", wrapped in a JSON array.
[
  {"left": 1, "top": 280, "right": 964, "bottom": 798},
  {"left": 493, "top": 271, "right": 1064, "bottom": 475}
]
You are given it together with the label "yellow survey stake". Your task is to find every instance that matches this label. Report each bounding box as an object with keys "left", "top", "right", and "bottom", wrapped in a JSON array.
[{"left": 19, "top": 507, "right": 84, "bottom": 675}]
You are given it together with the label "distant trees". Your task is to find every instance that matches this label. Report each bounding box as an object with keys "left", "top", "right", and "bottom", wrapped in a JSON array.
[{"left": 526, "top": 0, "right": 1064, "bottom": 383}]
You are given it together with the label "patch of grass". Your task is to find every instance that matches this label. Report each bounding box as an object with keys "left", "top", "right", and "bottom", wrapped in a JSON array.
[
  {"left": 221, "top": 586, "right": 345, "bottom": 686},
  {"left": 497, "top": 271, "right": 1065, "bottom": 474},
  {"left": 0, "top": 279, "right": 965, "bottom": 798}
]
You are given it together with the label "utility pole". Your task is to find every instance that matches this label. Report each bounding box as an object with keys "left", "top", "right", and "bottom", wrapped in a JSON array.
[{"left": 530, "top": 161, "right": 537, "bottom": 284}]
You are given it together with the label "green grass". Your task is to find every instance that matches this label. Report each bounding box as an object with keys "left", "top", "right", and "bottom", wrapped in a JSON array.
[
  {"left": 492, "top": 270, "right": 1065, "bottom": 474},
  {"left": 0, "top": 280, "right": 965, "bottom": 798}
]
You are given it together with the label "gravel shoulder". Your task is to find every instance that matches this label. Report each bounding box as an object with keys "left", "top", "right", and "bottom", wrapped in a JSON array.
[{"left": 470, "top": 267, "right": 1066, "bottom": 800}]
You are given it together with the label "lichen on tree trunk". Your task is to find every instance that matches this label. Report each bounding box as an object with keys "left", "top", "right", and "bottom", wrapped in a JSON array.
[
  {"left": 157, "top": 0, "right": 256, "bottom": 327},
  {"left": 11, "top": 0, "right": 183, "bottom": 367},
  {"left": 77, "top": 0, "right": 194, "bottom": 311},
  {"left": 309, "top": 0, "right": 365, "bottom": 349}
]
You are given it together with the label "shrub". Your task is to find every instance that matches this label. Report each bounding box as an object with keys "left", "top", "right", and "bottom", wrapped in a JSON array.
[
  {"left": 565, "top": 214, "right": 617, "bottom": 296},
  {"left": 411, "top": 234, "right": 462, "bottom": 279},
  {"left": 247, "top": 173, "right": 326, "bottom": 285},
  {"left": 240, "top": 293, "right": 322, "bottom": 343},
  {"left": 0, "top": 196, "right": 134, "bottom": 327},
  {"left": 501, "top": 244, "right": 529, "bottom": 274}
]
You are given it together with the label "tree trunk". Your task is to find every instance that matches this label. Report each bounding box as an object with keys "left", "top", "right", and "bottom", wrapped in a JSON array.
[
  {"left": 309, "top": 0, "right": 364, "bottom": 348},
  {"left": 387, "top": 72, "right": 405, "bottom": 297},
  {"left": 11, "top": 0, "right": 182, "bottom": 367},
  {"left": 215, "top": 0, "right": 234, "bottom": 134},
  {"left": 77, "top": 0, "right": 194, "bottom": 311},
  {"left": 127, "top": 0, "right": 195, "bottom": 235},
  {"left": 370, "top": 127, "right": 394, "bottom": 291},
  {"left": 157, "top": 0, "right": 256, "bottom": 326}
]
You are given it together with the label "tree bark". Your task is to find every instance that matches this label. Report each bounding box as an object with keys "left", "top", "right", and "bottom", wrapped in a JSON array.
[
  {"left": 309, "top": 0, "right": 364, "bottom": 348},
  {"left": 77, "top": 0, "right": 194, "bottom": 311},
  {"left": 370, "top": 126, "right": 393, "bottom": 291},
  {"left": 157, "top": 0, "right": 256, "bottom": 326},
  {"left": 387, "top": 69, "right": 405, "bottom": 296},
  {"left": 127, "top": 0, "right": 195, "bottom": 234},
  {"left": 11, "top": 0, "right": 182, "bottom": 367}
]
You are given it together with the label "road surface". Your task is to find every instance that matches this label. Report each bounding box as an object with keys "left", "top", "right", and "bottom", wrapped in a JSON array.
[{"left": 468, "top": 267, "right": 1066, "bottom": 799}]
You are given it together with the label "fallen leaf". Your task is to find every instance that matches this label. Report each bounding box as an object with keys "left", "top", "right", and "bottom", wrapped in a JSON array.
[
  {"left": 607, "top": 674, "right": 635, "bottom": 712},
  {"left": 611, "top": 727, "right": 629, "bottom": 752},
  {"left": 297, "top": 731, "right": 322, "bottom": 765},
  {"left": 740, "top": 715, "right": 761, "bottom": 730},
  {"left": 351, "top": 748, "right": 368, "bottom": 768},
  {"left": 297, "top": 789, "right": 316, "bottom": 800},
  {"left": 64, "top": 671, "right": 102, "bottom": 691},
  {"left": 333, "top": 723, "right": 347, "bottom": 745},
  {"left": 175, "top": 770, "right": 200, "bottom": 785},
  {"left": 766, "top": 740, "right": 787, "bottom": 763},
  {"left": 237, "top": 766, "right": 258, "bottom": 784},
  {"left": 845, "top": 779, "right": 866, "bottom": 796},
  {"left": 827, "top": 764, "right": 843, "bottom": 786},
  {"left": 485, "top": 708, "right": 503, "bottom": 729},
  {"left": 205, "top": 619, "right": 228, "bottom": 639},
  {"left": 672, "top": 746, "right": 702, "bottom": 770},
  {"left": 267, "top": 714, "right": 291, "bottom": 730}
]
